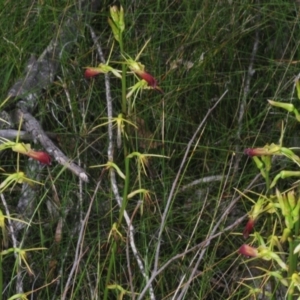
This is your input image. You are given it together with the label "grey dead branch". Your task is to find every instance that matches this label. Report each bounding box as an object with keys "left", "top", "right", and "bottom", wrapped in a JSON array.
[
  {"left": 1, "top": 0, "right": 98, "bottom": 222},
  {"left": 6, "top": 7, "right": 91, "bottom": 182},
  {"left": 0, "top": 0, "right": 100, "bottom": 292},
  {"left": 1, "top": 0, "right": 101, "bottom": 182}
]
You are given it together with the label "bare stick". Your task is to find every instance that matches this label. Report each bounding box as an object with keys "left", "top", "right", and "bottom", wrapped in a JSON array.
[
  {"left": 179, "top": 175, "right": 223, "bottom": 192},
  {"left": 5, "top": 0, "right": 99, "bottom": 181},
  {"left": 126, "top": 201, "right": 142, "bottom": 299},
  {"left": 0, "top": 129, "right": 57, "bottom": 141}
]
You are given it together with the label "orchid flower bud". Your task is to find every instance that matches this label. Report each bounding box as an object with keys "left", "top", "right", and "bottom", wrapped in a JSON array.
[
  {"left": 239, "top": 244, "right": 258, "bottom": 257},
  {"left": 268, "top": 100, "right": 300, "bottom": 121},
  {"left": 84, "top": 64, "right": 122, "bottom": 79},
  {"left": 108, "top": 5, "right": 125, "bottom": 42}
]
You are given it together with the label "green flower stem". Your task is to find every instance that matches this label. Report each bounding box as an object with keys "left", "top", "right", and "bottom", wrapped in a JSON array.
[
  {"left": 294, "top": 214, "right": 300, "bottom": 238},
  {"left": 265, "top": 170, "right": 270, "bottom": 194},
  {"left": 288, "top": 240, "right": 297, "bottom": 300},
  {"left": 288, "top": 238, "right": 297, "bottom": 277},
  {"left": 118, "top": 156, "right": 130, "bottom": 225},
  {"left": 288, "top": 218, "right": 300, "bottom": 300},
  {"left": 119, "top": 33, "right": 127, "bottom": 116},
  {"left": 118, "top": 27, "right": 130, "bottom": 161},
  {"left": 104, "top": 13, "right": 127, "bottom": 299},
  {"left": 288, "top": 218, "right": 300, "bottom": 281},
  {"left": 103, "top": 242, "right": 117, "bottom": 300}
]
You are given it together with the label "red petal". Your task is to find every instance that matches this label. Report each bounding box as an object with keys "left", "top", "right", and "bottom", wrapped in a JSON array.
[
  {"left": 27, "top": 151, "right": 51, "bottom": 165},
  {"left": 244, "top": 148, "right": 255, "bottom": 157},
  {"left": 134, "top": 70, "right": 156, "bottom": 87},
  {"left": 244, "top": 147, "right": 270, "bottom": 157},
  {"left": 140, "top": 71, "right": 157, "bottom": 87},
  {"left": 243, "top": 218, "right": 255, "bottom": 239},
  {"left": 135, "top": 70, "right": 164, "bottom": 93},
  {"left": 239, "top": 244, "right": 258, "bottom": 257},
  {"left": 84, "top": 68, "right": 101, "bottom": 79}
]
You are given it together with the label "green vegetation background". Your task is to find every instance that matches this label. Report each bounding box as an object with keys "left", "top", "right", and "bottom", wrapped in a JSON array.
[{"left": 0, "top": 0, "right": 299, "bottom": 299}]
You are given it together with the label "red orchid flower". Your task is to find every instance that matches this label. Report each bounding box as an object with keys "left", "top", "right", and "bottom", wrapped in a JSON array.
[
  {"left": 134, "top": 69, "right": 164, "bottom": 94},
  {"left": 12, "top": 143, "right": 51, "bottom": 165},
  {"left": 239, "top": 244, "right": 258, "bottom": 257},
  {"left": 26, "top": 150, "right": 51, "bottom": 165},
  {"left": 242, "top": 197, "right": 265, "bottom": 239},
  {"left": 127, "top": 59, "right": 163, "bottom": 93},
  {"left": 244, "top": 144, "right": 281, "bottom": 157},
  {"left": 84, "top": 67, "right": 102, "bottom": 79},
  {"left": 84, "top": 65, "right": 122, "bottom": 79}
]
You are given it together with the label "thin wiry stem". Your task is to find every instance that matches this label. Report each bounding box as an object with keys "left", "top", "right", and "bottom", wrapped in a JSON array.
[
  {"left": 153, "top": 90, "right": 227, "bottom": 274},
  {"left": 138, "top": 215, "right": 247, "bottom": 300},
  {"left": 175, "top": 154, "right": 234, "bottom": 299},
  {"left": 138, "top": 171, "right": 261, "bottom": 299}
]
